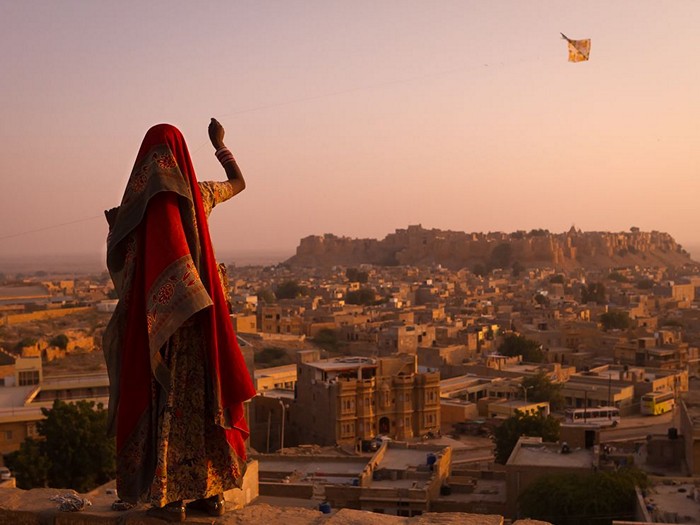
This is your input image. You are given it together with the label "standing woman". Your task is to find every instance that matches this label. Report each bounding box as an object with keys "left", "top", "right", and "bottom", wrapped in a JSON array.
[{"left": 103, "top": 120, "right": 256, "bottom": 522}]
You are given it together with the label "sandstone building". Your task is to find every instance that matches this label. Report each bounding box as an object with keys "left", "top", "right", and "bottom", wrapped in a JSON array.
[{"left": 291, "top": 350, "right": 440, "bottom": 446}]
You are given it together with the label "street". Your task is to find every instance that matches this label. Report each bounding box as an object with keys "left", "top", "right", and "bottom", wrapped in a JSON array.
[{"left": 600, "top": 409, "right": 680, "bottom": 442}]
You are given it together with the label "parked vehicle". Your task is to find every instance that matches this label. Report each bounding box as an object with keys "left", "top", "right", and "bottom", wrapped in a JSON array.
[
  {"left": 641, "top": 391, "right": 675, "bottom": 416},
  {"left": 564, "top": 406, "right": 620, "bottom": 427}
]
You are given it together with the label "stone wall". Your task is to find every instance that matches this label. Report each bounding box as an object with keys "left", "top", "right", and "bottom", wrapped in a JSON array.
[{"left": 286, "top": 227, "right": 693, "bottom": 270}]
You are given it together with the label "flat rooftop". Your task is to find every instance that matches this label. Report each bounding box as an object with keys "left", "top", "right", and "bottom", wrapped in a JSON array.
[
  {"left": 378, "top": 447, "right": 432, "bottom": 471},
  {"left": 645, "top": 482, "right": 700, "bottom": 523},
  {"left": 500, "top": 364, "right": 544, "bottom": 374},
  {"left": 646, "top": 348, "right": 677, "bottom": 357},
  {"left": 255, "top": 364, "right": 297, "bottom": 378},
  {"left": 308, "top": 357, "right": 377, "bottom": 372},
  {"left": 0, "top": 285, "right": 49, "bottom": 298},
  {"left": 508, "top": 442, "right": 595, "bottom": 468},
  {"left": 0, "top": 385, "right": 35, "bottom": 409},
  {"left": 258, "top": 458, "right": 367, "bottom": 478},
  {"left": 256, "top": 389, "right": 295, "bottom": 400},
  {"left": 440, "top": 374, "right": 485, "bottom": 390},
  {"left": 436, "top": 479, "right": 505, "bottom": 504}
]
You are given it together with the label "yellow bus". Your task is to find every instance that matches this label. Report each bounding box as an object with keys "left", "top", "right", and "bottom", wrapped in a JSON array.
[{"left": 641, "top": 391, "right": 675, "bottom": 415}]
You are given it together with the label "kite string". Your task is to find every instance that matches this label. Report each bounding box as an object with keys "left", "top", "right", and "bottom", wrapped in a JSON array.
[
  {"left": 0, "top": 215, "right": 103, "bottom": 242},
  {"left": 6, "top": 55, "right": 544, "bottom": 239},
  {"left": 190, "top": 56, "right": 540, "bottom": 153}
]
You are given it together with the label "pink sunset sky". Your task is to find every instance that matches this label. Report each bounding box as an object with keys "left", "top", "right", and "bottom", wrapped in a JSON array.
[{"left": 1, "top": 1, "right": 699, "bottom": 265}]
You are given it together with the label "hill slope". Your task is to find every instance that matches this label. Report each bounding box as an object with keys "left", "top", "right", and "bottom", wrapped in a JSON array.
[{"left": 286, "top": 225, "right": 695, "bottom": 270}]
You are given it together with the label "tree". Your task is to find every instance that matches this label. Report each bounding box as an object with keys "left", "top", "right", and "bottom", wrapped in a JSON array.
[
  {"left": 534, "top": 293, "right": 549, "bottom": 306},
  {"left": 489, "top": 243, "right": 513, "bottom": 270},
  {"left": 522, "top": 371, "right": 564, "bottom": 410},
  {"left": 607, "top": 272, "right": 627, "bottom": 283},
  {"left": 346, "top": 268, "right": 368, "bottom": 284},
  {"left": 345, "top": 288, "right": 376, "bottom": 306},
  {"left": 498, "top": 334, "right": 544, "bottom": 363},
  {"left": 41, "top": 400, "right": 115, "bottom": 492},
  {"left": 518, "top": 468, "right": 647, "bottom": 525},
  {"left": 581, "top": 282, "right": 606, "bottom": 304},
  {"left": 492, "top": 411, "right": 560, "bottom": 464},
  {"left": 600, "top": 310, "right": 630, "bottom": 331},
  {"left": 257, "top": 288, "right": 276, "bottom": 304},
  {"left": 4, "top": 400, "right": 115, "bottom": 491},
  {"left": 313, "top": 328, "right": 341, "bottom": 353},
  {"left": 4, "top": 438, "right": 49, "bottom": 489},
  {"left": 636, "top": 278, "right": 654, "bottom": 290},
  {"left": 15, "top": 337, "right": 37, "bottom": 351},
  {"left": 660, "top": 319, "right": 683, "bottom": 328},
  {"left": 254, "top": 347, "right": 292, "bottom": 368},
  {"left": 275, "top": 280, "right": 307, "bottom": 300},
  {"left": 472, "top": 263, "right": 487, "bottom": 277},
  {"left": 49, "top": 334, "right": 69, "bottom": 350},
  {"left": 511, "top": 260, "right": 524, "bottom": 278}
]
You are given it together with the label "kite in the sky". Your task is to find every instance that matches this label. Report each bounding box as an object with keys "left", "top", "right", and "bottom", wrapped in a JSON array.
[{"left": 561, "top": 33, "right": 591, "bottom": 62}]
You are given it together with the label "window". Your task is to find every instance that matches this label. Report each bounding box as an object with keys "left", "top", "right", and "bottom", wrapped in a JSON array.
[
  {"left": 340, "top": 423, "right": 354, "bottom": 437},
  {"left": 4, "top": 431, "right": 13, "bottom": 441},
  {"left": 18, "top": 370, "right": 39, "bottom": 386}
]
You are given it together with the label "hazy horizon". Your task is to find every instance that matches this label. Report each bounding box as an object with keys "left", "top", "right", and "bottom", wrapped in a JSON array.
[
  {"left": 2, "top": 1, "right": 699, "bottom": 260},
  {"left": 1, "top": 229, "right": 698, "bottom": 275}
]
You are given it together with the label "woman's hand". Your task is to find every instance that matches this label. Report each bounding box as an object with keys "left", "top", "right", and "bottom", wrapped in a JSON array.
[
  {"left": 105, "top": 207, "right": 119, "bottom": 230},
  {"left": 208, "top": 118, "right": 225, "bottom": 150}
]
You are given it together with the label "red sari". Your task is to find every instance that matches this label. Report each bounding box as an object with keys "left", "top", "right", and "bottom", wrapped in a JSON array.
[{"left": 103, "top": 124, "right": 256, "bottom": 505}]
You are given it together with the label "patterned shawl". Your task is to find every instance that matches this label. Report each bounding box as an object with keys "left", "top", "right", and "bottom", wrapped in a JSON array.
[{"left": 103, "top": 124, "right": 255, "bottom": 460}]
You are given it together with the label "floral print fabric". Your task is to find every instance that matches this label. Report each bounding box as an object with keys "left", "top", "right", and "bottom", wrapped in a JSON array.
[
  {"left": 150, "top": 322, "right": 244, "bottom": 506},
  {"left": 115, "top": 178, "right": 242, "bottom": 506}
]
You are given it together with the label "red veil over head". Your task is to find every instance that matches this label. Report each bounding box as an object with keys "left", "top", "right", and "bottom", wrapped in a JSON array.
[{"left": 104, "top": 124, "right": 255, "bottom": 463}]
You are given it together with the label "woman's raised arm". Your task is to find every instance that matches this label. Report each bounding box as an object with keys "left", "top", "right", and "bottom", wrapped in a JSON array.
[{"left": 208, "top": 118, "right": 246, "bottom": 197}]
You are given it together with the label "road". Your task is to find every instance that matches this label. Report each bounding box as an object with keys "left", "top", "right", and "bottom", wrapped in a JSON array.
[{"left": 599, "top": 410, "right": 680, "bottom": 442}]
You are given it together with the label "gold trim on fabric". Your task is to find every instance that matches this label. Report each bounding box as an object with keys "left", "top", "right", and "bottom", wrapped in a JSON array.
[{"left": 146, "top": 254, "right": 213, "bottom": 388}]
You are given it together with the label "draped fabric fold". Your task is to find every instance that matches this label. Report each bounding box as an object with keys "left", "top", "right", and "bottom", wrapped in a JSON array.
[{"left": 103, "top": 124, "right": 256, "bottom": 503}]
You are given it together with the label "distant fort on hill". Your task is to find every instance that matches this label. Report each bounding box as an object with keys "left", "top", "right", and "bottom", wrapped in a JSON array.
[{"left": 286, "top": 225, "right": 695, "bottom": 270}]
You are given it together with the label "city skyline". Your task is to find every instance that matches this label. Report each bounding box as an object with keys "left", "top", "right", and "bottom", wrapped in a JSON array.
[{"left": 2, "top": 1, "right": 699, "bottom": 259}]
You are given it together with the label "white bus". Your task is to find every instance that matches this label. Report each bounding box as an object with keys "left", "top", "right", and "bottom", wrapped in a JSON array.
[
  {"left": 564, "top": 406, "right": 620, "bottom": 427},
  {"left": 641, "top": 391, "right": 675, "bottom": 416}
]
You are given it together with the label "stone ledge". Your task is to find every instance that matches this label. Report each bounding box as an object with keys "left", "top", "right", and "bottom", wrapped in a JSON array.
[{"left": 0, "top": 488, "right": 552, "bottom": 524}]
